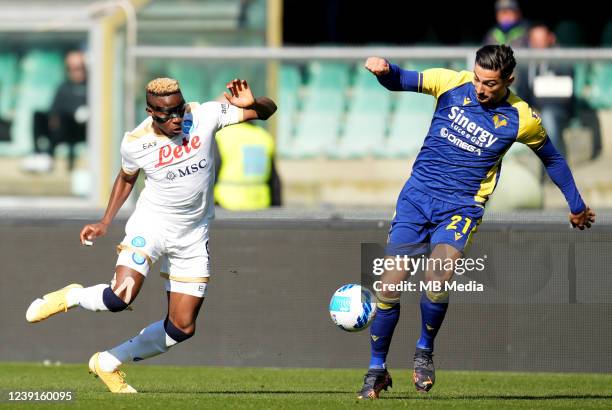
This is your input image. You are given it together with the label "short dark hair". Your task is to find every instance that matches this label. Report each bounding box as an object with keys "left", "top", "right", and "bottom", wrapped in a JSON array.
[{"left": 475, "top": 45, "right": 516, "bottom": 79}]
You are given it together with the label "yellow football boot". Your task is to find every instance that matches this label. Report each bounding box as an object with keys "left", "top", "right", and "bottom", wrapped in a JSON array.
[
  {"left": 26, "top": 284, "right": 83, "bottom": 323},
  {"left": 88, "top": 352, "right": 137, "bottom": 394}
]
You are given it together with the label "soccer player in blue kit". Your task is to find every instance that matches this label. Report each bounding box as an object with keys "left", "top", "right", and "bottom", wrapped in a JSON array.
[{"left": 357, "top": 45, "right": 596, "bottom": 399}]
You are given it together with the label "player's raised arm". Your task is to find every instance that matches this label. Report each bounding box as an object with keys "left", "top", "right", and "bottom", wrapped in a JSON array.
[
  {"left": 223, "top": 78, "right": 277, "bottom": 122},
  {"left": 364, "top": 56, "right": 420, "bottom": 92},
  {"left": 79, "top": 169, "right": 140, "bottom": 244}
]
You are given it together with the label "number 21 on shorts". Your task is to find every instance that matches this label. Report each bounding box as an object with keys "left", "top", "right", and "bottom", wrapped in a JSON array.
[{"left": 445, "top": 215, "right": 473, "bottom": 241}]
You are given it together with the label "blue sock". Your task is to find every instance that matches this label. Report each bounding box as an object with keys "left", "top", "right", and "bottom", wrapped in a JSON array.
[
  {"left": 369, "top": 303, "right": 400, "bottom": 369},
  {"left": 416, "top": 291, "right": 449, "bottom": 352}
]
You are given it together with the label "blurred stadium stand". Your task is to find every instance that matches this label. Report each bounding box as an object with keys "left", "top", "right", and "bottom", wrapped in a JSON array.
[{"left": 0, "top": 1, "right": 612, "bottom": 212}]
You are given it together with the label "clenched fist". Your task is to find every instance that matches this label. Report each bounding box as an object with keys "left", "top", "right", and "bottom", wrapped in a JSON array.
[{"left": 364, "top": 57, "right": 390, "bottom": 76}]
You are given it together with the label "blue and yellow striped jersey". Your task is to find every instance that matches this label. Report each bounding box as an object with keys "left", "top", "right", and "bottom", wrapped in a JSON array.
[{"left": 384, "top": 66, "right": 547, "bottom": 207}]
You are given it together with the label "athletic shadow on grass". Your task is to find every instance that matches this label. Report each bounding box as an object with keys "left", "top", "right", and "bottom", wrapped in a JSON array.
[
  {"left": 382, "top": 394, "right": 612, "bottom": 400},
  {"left": 138, "top": 390, "right": 355, "bottom": 395}
]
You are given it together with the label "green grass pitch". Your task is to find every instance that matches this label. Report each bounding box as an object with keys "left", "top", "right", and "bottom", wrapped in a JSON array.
[{"left": 1, "top": 363, "right": 611, "bottom": 409}]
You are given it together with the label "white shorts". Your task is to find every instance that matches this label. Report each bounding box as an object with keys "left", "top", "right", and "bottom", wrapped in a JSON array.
[{"left": 116, "top": 210, "right": 210, "bottom": 298}]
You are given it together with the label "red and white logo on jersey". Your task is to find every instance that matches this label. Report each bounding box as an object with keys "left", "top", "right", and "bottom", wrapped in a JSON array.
[{"left": 156, "top": 136, "right": 201, "bottom": 168}]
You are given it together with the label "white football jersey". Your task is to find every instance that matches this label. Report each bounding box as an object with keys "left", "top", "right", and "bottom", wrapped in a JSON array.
[{"left": 120, "top": 101, "right": 241, "bottom": 228}]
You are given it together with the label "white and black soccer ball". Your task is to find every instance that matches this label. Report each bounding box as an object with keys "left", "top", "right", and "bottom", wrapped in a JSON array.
[{"left": 329, "top": 284, "right": 377, "bottom": 332}]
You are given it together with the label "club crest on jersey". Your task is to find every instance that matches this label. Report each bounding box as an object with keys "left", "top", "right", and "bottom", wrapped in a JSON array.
[
  {"left": 156, "top": 136, "right": 201, "bottom": 168},
  {"left": 493, "top": 114, "right": 508, "bottom": 129},
  {"left": 181, "top": 119, "right": 193, "bottom": 135}
]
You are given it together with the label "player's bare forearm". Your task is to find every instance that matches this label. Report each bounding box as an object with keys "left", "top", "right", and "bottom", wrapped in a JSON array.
[
  {"left": 80, "top": 170, "right": 138, "bottom": 243},
  {"left": 100, "top": 169, "right": 139, "bottom": 226}
]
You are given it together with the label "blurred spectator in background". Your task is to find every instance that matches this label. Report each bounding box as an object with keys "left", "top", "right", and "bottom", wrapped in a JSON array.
[
  {"left": 525, "top": 22, "right": 574, "bottom": 156},
  {"left": 484, "top": 0, "right": 530, "bottom": 99},
  {"left": 0, "top": 115, "right": 9, "bottom": 142},
  {"left": 213, "top": 122, "right": 281, "bottom": 210},
  {"left": 484, "top": 0, "right": 529, "bottom": 48},
  {"left": 21, "top": 50, "right": 88, "bottom": 173}
]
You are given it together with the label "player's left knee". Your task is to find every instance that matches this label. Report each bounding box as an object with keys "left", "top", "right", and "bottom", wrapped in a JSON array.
[{"left": 164, "top": 316, "right": 195, "bottom": 342}]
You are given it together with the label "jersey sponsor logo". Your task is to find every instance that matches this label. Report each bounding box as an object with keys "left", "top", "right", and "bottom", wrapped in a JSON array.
[
  {"left": 177, "top": 159, "right": 208, "bottom": 178},
  {"left": 493, "top": 114, "right": 508, "bottom": 129},
  {"left": 155, "top": 136, "right": 201, "bottom": 168},
  {"left": 164, "top": 159, "right": 208, "bottom": 182},
  {"left": 440, "top": 128, "right": 482, "bottom": 156},
  {"left": 447, "top": 107, "right": 499, "bottom": 148},
  {"left": 142, "top": 141, "right": 157, "bottom": 150}
]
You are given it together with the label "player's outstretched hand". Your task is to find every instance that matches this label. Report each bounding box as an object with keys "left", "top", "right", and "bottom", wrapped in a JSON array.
[
  {"left": 364, "top": 57, "right": 390, "bottom": 76},
  {"left": 223, "top": 79, "right": 256, "bottom": 108},
  {"left": 570, "top": 206, "right": 596, "bottom": 230},
  {"left": 80, "top": 222, "right": 109, "bottom": 245}
]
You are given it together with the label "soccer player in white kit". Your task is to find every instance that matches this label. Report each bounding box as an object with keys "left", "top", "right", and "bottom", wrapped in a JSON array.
[{"left": 25, "top": 77, "right": 277, "bottom": 393}]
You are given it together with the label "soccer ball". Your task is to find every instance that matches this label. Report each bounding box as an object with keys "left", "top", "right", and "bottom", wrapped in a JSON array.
[{"left": 329, "top": 284, "right": 377, "bottom": 332}]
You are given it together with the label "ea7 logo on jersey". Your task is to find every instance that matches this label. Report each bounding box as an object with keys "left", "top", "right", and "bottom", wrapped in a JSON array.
[
  {"left": 156, "top": 136, "right": 201, "bottom": 168},
  {"left": 142, "top": 141, "right": 157, "bottom": 150}
]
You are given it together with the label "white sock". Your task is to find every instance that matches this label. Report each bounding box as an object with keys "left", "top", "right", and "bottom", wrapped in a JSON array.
[
  {"left": 66, "top": 284, "right": 109, "bottom": 311},
  {"left": 97, "top": 351, "right": 122, "bottom": 372},
  {"left": 101, "top": 320, "right": 178, "bottom": 371}
]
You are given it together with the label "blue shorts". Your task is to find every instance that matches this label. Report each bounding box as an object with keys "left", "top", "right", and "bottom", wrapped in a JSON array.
[{"left": 387, "top": 184, "right": 484, "bottom": 256}]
